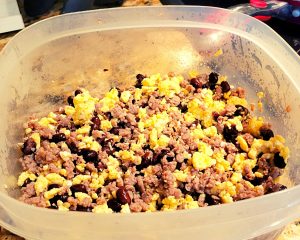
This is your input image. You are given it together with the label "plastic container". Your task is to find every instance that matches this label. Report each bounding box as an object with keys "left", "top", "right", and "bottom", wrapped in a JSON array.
[{"left": 0, "top": 6, "right": 300, "bottom": 240}]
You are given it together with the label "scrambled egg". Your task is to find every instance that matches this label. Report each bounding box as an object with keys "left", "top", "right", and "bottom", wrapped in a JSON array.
[
  {"left": 232, "top": 153, "right": 256, "bottom": 172},
  {"left": 214, "top": 151, "right": 232, "bottom": 173},
  {"left": 120, "top": 91, "right": 131, "bottom": 103},
  {"left": 247, "top": 117, "right": 264, "bottom": 137},
  {"left": 144, "top": 111, "right": 170, "bottom": 134},
  {"left": 226, "top": 117, "right": 243, "bottom": 132},
  {"left": 72, "top": 174, "right": 91, "bottom": 185},
  {"left": 99, "top": 88, "right": 119, "bottom": 112},
  {"left": 227, "top": 96, "right": 248, "bottom": 108},
  {"left": 89, "top": 172, "right": 106, "bottom": 189},
  {"left": 44, "top": 188, "right": 61, "bottom": 200},
  {"left": 192, "top": 151, "right": 216, "bottom": 171},
  {"left": 75, "top": 192, "right": 92, "bottom": 203},
  {"left": 162, "top": 195, "right": 199, "bottom": 211},
  {"left": 106, "top": 156, "right": 121, "bottom": 180},
  {"left": 57, "top": 200, "right": 71, "bottom": 211},
  {"left": 236, "top": 135, "right": 249, "bottom": 152},
  {"left": 38, "top": 113, "right": 57, "bottom": 130},
  {"left": 34, "top": 176, "right": 49, "bottom": 195},
  {"left": 173, "top": 170, "right": 188, "bottom": 182},
  {"left": 115, "top": 150, "right": 135, "bottom": 163},
  {"left": 157, "top": 75, "right": 183, "bottom": 97},
  {"left": 17, "top": 171, "right": 37, "bottom": 186},
  {"left": 187, "top": 89, "right": 225, "bottom": 128},
  {"left": 66, "top": 90, "right": 98, "bottom": 125},
  {"left": 93, "top": 203, "right": 113, "bottom": 213},
  {"left": 248, "top": 135, "right": 289, "bottom": 161},
  {"left": 212, "top": 181, "right": 236, "bottom": 203},
  {"left": 31, "top": 133, "right": 41, "bottom": 149},
  {"left": 100, "top": 120, "right": 112, "bottom": 131}
]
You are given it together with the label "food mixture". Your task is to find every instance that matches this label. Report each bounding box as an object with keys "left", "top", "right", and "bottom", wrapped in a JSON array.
[{"left": 17, "top": 72, "right": 289, "bottom": 213}]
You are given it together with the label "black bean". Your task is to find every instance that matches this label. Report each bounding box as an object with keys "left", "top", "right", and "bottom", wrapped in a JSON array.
[
  {"left": 48, "top": 204, "right": 58, "bottom": 209},
  {"left": 273, "top": 152, "right": 286, "bottom": 168},
  {"left": 97, "top": 162, "right": 107, "bottom": 171},
  {"left": 135, "top": 74, "right": 145, "bottom": 88},
  {"left": 178, "top": 103, "right": 188, "bottom": 113},
  {"left": 96, "top": 188, "right": 102, "bottom": 195},
  {"left": 67, "top": 141, "right": 78, "bottom": 153},
  {"left": 205, "top": 194, "right": 220, "bottom": 205},
  {"left": 48, "top": 184, "right": 60, "bottom": 190},
  {"left": 59, "top": 194, "right": 69, "bottom": 202},
  {"left": 56, "top": 124, "right": 64, "bottom": 132},
  {"left": 90, "top": 116, "right": 100, "bottom": 131},
  {"left": 79, "top": 149, "right": 99, "bottom": 164},
  {"left": 166, "top": 156, "right": 174, "bottom": 162},
  {"left": 121, "top": 165, "right": 128, "bottom": 172},
  {"left": 116, "top": 187, "right": 131, "bottom": 205},
  {"left": 67, "top": 96, "right": 74, "bottom": 106},
  {"left": 110, "top": 127, "right": 120, "bottom": 135},
  {"left": 153, "top": 149, "right": 169, "bottom": 164},
  {"left": 176, "top": 162, "right": 183, "bottom": 170},
  {"left": 107, "top": 199, "right": 122, "bottom": 212},
  {"left": 223, "top": 125, "right": 239, "bottom": 143},
  {"left": 202, "top": 83, "right": 209, "bottom": 89},
  {"left": 137, "top": 150, "right": 153, "bottom": 170},
  {"left": 220, "top": 81, "right": 231, "bottom": 93},
  {"left": 141, "top": 102, "right": 148, "bottom": 108},
  {"left": 118, "top": 121, "right": 127, "bottom": 128},
  {"left": 102, "top": 139, "right": 114, "bottom": 148},
  {"left": 208, "top": 72, "right": 219, "bottom": 85},
  {"left": 76, "top": 206, "right": 93, "bottom": 212},
  {"left": 69, "top": 122, "right": 76, "bottom": 131},
  {"left": 136, "top": 172, "right": 144, "bottom": 177},
  {"left": 21, "top": 179, "right": 32, "bottom": 187},
  {"left": 212, "top": 112, "right": 220, "bottom": 121},
  {"left": 102, "top": 146, "right": 114, "bottom": 156},
  {"left": 190, "top": 192, "right": 200, "bottom": 201},
  {"left": 249, "top": 178, "right": 264, "bottom": 186},
  {"left": 103, "top": 68, "right": 109, "bottom": 72},
  {"left": 279, "top": 185, "right": 287, "bottom": 191},
  {"left": 98, "top": 138, "right": 115, "bottom": 155},
  {"left": 234, "top": 105, "right": 249, "bottom": 117},
  {"left": 156, "top": 203, "right": 163, "bottom": 211},
  {"left": 75, "top": 89, "right": 83, "bottom": 96},
  {"left": 209, "top": 83, "right": 217, "bottom": 90},
  {"left": 190, "top": 78, "right": 202, "bottom": 89},
  {"left": 260, "top": 127, "right": 274, "bottom": 141},
  {"left": 96, "top": 137, "right": 106, "bottom": 146},
  {"left": 252, "top": 165, "right": 259, "bottom": 172},
  {"left": 179, "top": 185, "right": 189, "bottom": 195},
  {"left": 22, "top": 138, "right": 36, "bottom": 155},
  {"left": 71, "top": 184, "right": 87, "bottom": 193},
  {"left": 104, "top": 112, "right": 112, "bottom": 120},
  {"left": 49, "top": 193, "right": 69, "bottom": 205},
  {"left": 51, "top": 133, "right": 67, "bottom": 143}
]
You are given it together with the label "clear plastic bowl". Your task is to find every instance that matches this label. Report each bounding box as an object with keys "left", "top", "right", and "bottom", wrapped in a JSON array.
[{"left": 0, "top": 6, "right": 300, "bottom": 240}]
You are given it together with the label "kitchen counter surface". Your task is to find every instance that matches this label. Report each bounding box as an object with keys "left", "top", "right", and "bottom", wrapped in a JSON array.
[{"left": 0, "top": 1, "right": 299, "bottom": 240}]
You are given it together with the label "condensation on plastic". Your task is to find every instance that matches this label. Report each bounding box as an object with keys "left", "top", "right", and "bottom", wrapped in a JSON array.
[{"left": 0, "top": 6, "right": 300, "bottom": 240}]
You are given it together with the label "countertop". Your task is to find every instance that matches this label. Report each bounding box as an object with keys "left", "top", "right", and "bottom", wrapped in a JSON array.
[{"left": 0, "top": 1, "right": 299, "bottom": 240}]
